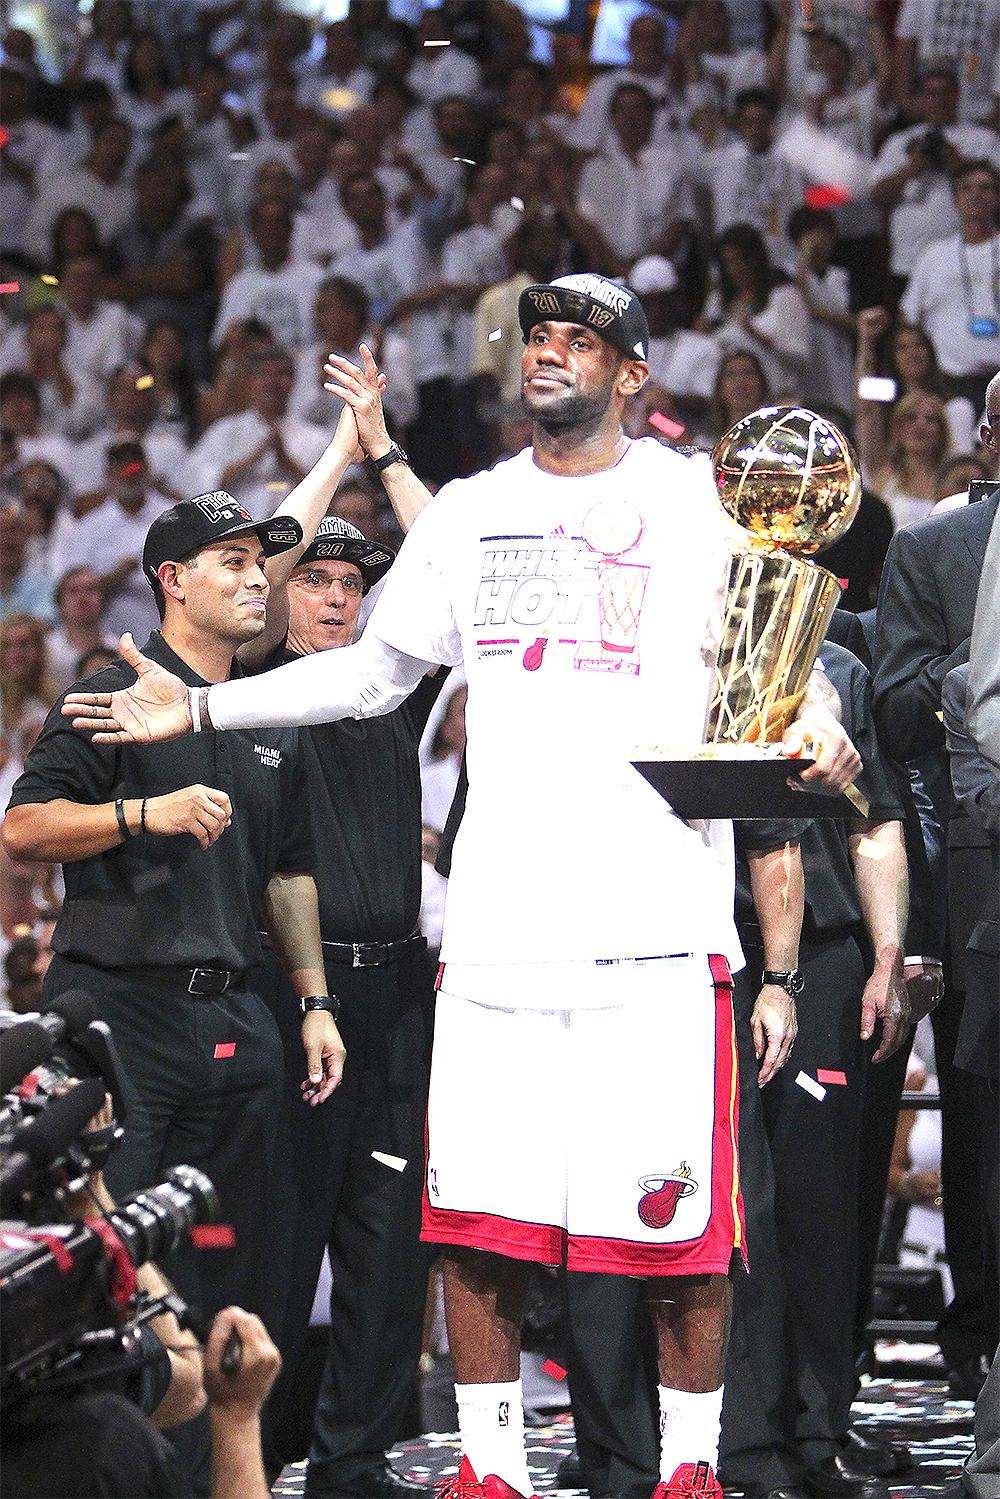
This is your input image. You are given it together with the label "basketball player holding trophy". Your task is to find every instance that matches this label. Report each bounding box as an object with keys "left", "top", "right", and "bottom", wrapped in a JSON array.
[{"left": 63, "top": 275, "right": 862, "bottom": 1499}]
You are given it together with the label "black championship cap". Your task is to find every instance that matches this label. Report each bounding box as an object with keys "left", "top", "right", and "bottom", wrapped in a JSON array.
[
  {"left": 143, "top": 492, "right": 303, "bottom": 585},
  {"left": 299, "top": 516, "right": 395, "bottom": 594},
  {"left": 518, "top": 273, "right": 651, "bottom": 363}
]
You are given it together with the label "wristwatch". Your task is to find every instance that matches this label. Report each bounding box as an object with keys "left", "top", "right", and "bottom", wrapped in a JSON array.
[
  {"left": 762, "top": 969, "right": 805, "bottom": 998},
  {"left": 371, "top": 442, "right": 408, "bottom": 473},
  {"left": 300, "top": 994, "right": 340, "bottom": 1017}
]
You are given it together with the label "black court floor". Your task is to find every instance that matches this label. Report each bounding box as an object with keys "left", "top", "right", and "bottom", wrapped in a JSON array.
[{"left": 271, "top": 1378, "right": 977, "bottom": 1499}]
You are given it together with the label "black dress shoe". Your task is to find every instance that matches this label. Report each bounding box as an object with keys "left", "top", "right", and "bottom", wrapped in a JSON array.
[
  {"left": 801, "top": 1457, "right": 890, "bottom": 1499},
  {"left": 842, "top": 1429, "right": 911, "bottom": 1478},
  {"left": 305, "top": 1460, "right": 429, "bottom": 1498}
]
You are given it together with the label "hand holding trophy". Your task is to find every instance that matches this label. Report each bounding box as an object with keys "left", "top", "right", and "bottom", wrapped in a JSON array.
[{"left": 635, "top": 406, "right": 868, "bottom": 818}]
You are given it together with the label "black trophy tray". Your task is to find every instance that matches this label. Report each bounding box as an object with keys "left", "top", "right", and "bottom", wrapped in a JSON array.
[{"left": 631, "top": 755, "right": 868, "bottom": 820}]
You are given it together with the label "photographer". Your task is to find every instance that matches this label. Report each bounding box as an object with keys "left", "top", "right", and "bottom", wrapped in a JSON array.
[
  {"left": 2, "top": 1093, "right": 281, "bottom": 1498},
  {"left": 870, "top": 64, "right": 1000, "bottom": 302}
]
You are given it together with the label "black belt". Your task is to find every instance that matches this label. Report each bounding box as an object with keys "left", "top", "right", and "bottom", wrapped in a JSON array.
[
  {"left": 321, "top": 932, "right": 424, "bottom": 968},
  {"left": 133, "top": 966, "right": 246, "bottom": 996}
]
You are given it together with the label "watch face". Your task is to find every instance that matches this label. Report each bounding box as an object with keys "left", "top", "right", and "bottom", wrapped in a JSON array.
[{"left": 789, "top": 973, "right": 805, "bottom": 997}]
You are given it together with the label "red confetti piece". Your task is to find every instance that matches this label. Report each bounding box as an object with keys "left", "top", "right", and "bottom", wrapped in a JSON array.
[
  {"left": 0, "top": 282, "right": 20, "bottom": 294},
  {"left": 190, "top": 1223, "right": 237, "bottom": 1248},
  {"left": 119, "top": 461, "right": 144, "bottom": 478},
  {"left": 804, "top": 183, "right": 851, "bottom": 209},
  {"left": 214, "top": 1042, "right": 236, "bottom": 1059},
  {"left": 648, "top": 411, "right": 685, "bottom": 440},
  {"left": 0, "top": 128, "right": 9, "bottom": 148},
  {"left": 542, "top": 1358, "right": 567, "bottom": 1381},
  {"left": 837, "top": 578, "right": 849, "bottom": 589},
  {"left": 816, "top": 1069, "right": 847, "bottom": 1086},
  {"left": 17, "top": 1073, "right": 39, "bottom": 1098}
]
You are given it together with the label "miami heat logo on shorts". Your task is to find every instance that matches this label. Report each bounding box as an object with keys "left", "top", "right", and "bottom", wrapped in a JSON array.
[{"left": 637, "top": 1162, "right": 698, "bottom": 1228}]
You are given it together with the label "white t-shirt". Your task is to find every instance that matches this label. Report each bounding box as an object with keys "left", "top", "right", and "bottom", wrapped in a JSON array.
[
  {"left": 647, "top": 330, "right": 722, "bottom": 401},
  {"left": 576, "top": 137, "right": 697, "bottom": 261},
  {"left": 212, "top": 261, "right": 325, "bottom": 350},
  {"left": 897, "top": 0, "right": 1000, "bottom": 125},
  {"left": 901, "top": 232, "right": 1000, "bottom": 378},
  {"left": 707, "top": 140, "right": 804, "bottom": 269},
  {"left": 183, "top": 409, "right": 329, "bottom": 520},
  {"left": 365, "top": 438, "right": 743, "bottom": 986},
  {"left": 50, "top": 492, "right": 171, "bottom": 643}
]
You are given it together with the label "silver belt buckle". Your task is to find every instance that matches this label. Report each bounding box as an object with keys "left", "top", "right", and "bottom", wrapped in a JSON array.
[{"left": 352, "top": 943, "right": 364, "bottom": 968}]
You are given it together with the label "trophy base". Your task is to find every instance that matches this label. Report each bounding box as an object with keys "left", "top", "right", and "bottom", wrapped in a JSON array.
[{"left": 631, "top": 746, "right": 868, "bottom": 820}]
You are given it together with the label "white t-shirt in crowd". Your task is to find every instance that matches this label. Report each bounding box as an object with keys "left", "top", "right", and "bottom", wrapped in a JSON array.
[
  {"left": 183, "top": 409, "right": 329, "bottom": 520},
  {"left": 49, "top": 492, "right": 171, "bottom": 644},
  {"left": 576, "top": 136, "right": 697, "bottom": 262},
  {"left": 365, "top": 437, "right": 743, "bottom": 989},
  {"left": 212, "top": 260, "right": 325, "bottom": 350},
  {"left": 800, "top": 263, "right": 855, "bottom": 412},
  {"left": 897, "top": 0, "right": 1000, "bottom": 125},
  {"left": 441, "top": 223, "right": 509, "bottom": 383},
  {"left": 901, "top": 232, "right": 1000, "bottom": 378},
  {"left": 646, "top": 330, "right": 722, "bottom": 402},
  {"left": 707, "top": 141, "right": 804, "bottom": 269},
  {"left": 71, "top": 428, "right": 190, "bottom": 498}
]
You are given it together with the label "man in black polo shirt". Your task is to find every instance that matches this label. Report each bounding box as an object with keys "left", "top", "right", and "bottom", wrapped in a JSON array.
[
  {"left": 2, "top": 494, "right": 344, "bottom": 1325},
  {"left": 257, "top": 512, "right": 442, "bottom": 1499}
]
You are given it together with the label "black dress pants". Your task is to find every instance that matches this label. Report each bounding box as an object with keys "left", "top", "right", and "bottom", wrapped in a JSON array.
[
  {"left": 44, "top": 953, "right": 283, "bottom": 1322},
  {"left": 259, "top": 943, "right": 435, "bottom": 1487}
]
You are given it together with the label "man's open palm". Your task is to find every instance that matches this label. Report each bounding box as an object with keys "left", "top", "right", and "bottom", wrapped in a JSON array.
[{"left": 63, "top": 634, "right": 193, "bottom": 743}]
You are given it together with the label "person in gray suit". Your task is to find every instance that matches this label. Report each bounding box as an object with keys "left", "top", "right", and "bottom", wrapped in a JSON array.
[
  {"left": 872, "top": 378, "right": 1000, "bottom": 1393},
  {"left": 943, "top": 641, "right": 999, "bottom": 1499}
]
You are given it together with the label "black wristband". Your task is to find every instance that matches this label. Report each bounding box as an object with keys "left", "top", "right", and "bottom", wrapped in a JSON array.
[
  {"left": 300, "top": 994, "right": 340, "bottom": 1018},
  {"left": 115, "top": 798, "right": 132, "bottom": 841}
]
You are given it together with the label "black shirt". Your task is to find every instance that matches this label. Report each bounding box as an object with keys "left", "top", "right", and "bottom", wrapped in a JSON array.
[
  {"left": 816, "top": 490, "right": 894, "bottom": 613},
  {"left": 736, "top": 640, "right": 904, "bottom": 936},
  {"left": 7, "top": 633, "right": 313, "bottom": 971},
  {"left": 259, "top": 645, "right": 443, "bottom": 942}
]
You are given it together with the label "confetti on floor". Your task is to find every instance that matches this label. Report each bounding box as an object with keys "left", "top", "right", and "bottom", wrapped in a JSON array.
[{"left": 271, "top": 1379, "right": 974, "bottom": 1496}]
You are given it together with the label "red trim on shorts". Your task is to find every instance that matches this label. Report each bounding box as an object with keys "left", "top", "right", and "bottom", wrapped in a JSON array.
[
  {"left": 709, "top": 954, "right": 747, "bottom": 1270},
  {"left": 421, "top": 1200, "right": 566, "bottom": 1266}
]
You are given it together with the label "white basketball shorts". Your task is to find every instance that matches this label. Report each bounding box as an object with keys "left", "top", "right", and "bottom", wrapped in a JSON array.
[{"left": 421, "top": 953, "right": 746, "bottom": 1275}]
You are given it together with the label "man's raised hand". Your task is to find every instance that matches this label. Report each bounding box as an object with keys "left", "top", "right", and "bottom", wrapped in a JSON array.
[
  {"left": 323, "top": 343, "right": 390, "bottom": 458},
  {"left": 62, "top": 633, "right": 194, "bottom": 743}
]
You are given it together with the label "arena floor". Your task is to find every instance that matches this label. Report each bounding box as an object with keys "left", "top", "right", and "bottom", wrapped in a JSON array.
[{"left": 271, "top": 1377, "right": 978, "bottom": 1499}]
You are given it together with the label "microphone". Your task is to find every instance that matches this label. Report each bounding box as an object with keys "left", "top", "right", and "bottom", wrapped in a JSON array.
[
  {"left": 41, "top": 991, "right": 98, "bottom": 1043},
  {"left": 0, "top": 1076, "right": 107, "bottom": 1208},
  {"left": 0, "top": 994, "right": 98, "bottom": 1096},
  {"left": 0, "top": 1022, "right": 53, "bottom": 1095}
]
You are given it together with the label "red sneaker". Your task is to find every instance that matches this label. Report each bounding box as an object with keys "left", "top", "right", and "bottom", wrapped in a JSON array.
[
  {"left": 436, "top": 1456, "right": 534, "bottom": 1499},
  {"left": 652, "top": 1461, "right": 724, "bottom": 1499}
]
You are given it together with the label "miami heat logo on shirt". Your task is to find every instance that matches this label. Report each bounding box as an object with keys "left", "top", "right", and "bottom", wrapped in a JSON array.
[
  {"left": 637, "top": 1162, "right": 698, "bottom": 1228},
  {"left": 523, "top": 635, "right": 548, "bottom": 670}
]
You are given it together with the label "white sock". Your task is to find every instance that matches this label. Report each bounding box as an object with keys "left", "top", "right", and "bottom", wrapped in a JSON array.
[
  {"left": 657, "top": 1385, "right": 724, "bottom": 1480},
  {"left": 455, "top": 1379, "right": 532, "bottom": 1495}
]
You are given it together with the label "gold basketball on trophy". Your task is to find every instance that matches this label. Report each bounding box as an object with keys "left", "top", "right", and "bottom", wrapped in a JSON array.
[{"left": 713, "top": 405, "right": 861, "bottom": 555}]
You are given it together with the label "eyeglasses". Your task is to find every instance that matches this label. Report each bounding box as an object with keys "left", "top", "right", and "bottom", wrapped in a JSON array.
[{"left": 293, "top": 568, "right": 364, "bottom": 595}]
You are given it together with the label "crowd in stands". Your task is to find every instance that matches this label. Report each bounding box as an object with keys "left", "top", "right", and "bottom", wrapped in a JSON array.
[{"left": 1, "top": 0, "right": 1000, "bottom": 949}]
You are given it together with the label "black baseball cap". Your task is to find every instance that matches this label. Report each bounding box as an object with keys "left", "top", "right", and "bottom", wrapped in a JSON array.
[
  {"left": 298, "top": 516, "right": 394, "bottom": 594},
  {"left": 518, "top": 273, "right": 651, "bottom": 363},
  {"left": 143, "top": 492, "right": 303, "bottom": 585}
]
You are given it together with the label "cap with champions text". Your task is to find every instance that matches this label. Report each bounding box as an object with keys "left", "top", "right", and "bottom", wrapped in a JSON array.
[
  {"left": 142, "top": 492, "right": 304, "bottom": 585},
  {"left": 299, "top": 516, "right": 394, "bottom": 594},
  {"left": 518, "top": 273, "right": 651, "bottom": 363}
]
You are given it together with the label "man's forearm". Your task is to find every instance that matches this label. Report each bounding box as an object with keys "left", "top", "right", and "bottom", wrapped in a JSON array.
[
  {"left": 209, "top": 1409, "right": 270, "bottom": 1499},
  {"left": 2, "top": 798, "right": 130, "bottom": 863},
  {"left": 375, "top": 460, "right": 434, "bottom": 535},
  {"left": 261, "top": 871, "right": 326, "bottom": 998},
  {"left": 206, "top": 630, "right": 434, "bottom": 729},
  {"left": 746, "top": 841, "right": 803, "bottom": 968},
  {"left": 849, "top": 819, "right": 908, "bottom": 962}
]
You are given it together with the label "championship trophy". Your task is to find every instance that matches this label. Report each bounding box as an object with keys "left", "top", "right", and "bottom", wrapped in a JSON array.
[{"left": 633, "top": 405, "right": 868, "bottom": 818}]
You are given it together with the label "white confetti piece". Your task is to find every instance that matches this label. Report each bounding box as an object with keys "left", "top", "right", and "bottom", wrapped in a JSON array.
[
  {"left": 488, "top": 327, "right": 502, "bottom": 341},
  {"left": 452, "top": 157, "right": 476, "bottom": 165},
  {"left": 424, "top": 38, "right": 450, "bottom": 46},
  {"left": 510, "top": 196, "right": 524, "bottom": 211},
  {"left": 855, "top": 836, "right": 887, "bottom": 859},
  {"left": 371, "top": 1150, "right": 407, "bottom": 1171},
  {"left": 229, "top": 151, "right": 248, "bottom": 161},
  {"left": 795, "top": 1070, "right": 827, "bottom": 1101}
]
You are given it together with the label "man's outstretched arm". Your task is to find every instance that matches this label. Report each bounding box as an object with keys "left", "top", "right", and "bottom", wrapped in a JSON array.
[{"left": 62, "top": 629, "right": 436, "bottom": 742}]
